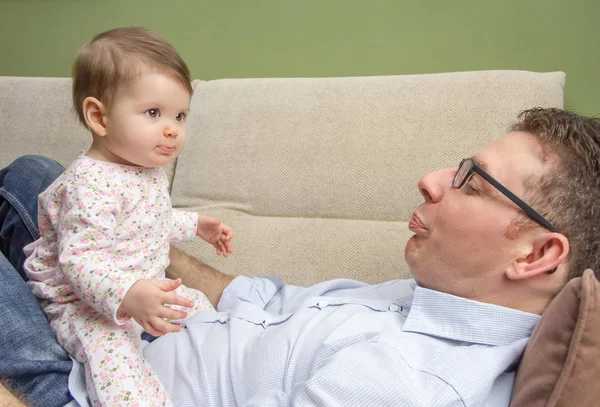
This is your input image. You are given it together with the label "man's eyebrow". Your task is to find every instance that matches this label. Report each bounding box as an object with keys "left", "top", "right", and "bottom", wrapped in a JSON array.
[{"left": 470, "top": 156, "right": 489, "bottom": 173}]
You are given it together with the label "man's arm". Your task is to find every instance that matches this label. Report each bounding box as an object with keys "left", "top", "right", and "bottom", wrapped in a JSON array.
[
  {"left": 166, "top": 248, "right": 376, "bottom": 314},
  {"left": 167, "top": 246, "right": 234, "bottom": 308}
]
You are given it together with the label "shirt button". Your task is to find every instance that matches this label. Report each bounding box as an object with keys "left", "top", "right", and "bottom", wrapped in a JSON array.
[
  {"left": 218, "top": 315, "right": 229, "bottom": 323},
  {"left": 261, "top": 319, "right": 272, "bottom": 328},
  {"left": 316, "top": 301, "right": 329, "bottom": 309},
  {"left": 388, "top": 304, "right": 400, "bottom": 312}
]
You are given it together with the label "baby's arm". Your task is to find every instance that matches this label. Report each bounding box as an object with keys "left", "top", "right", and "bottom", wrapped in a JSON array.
[
  {"left": 197, "top": 216, "right": 233, "bottom": 257},
  {"left": 171, "top": 208, "right": 198, "bottom": 242},
  {"left": 55, "top": 182, "right": 139, "bottom": 323},
  {"left": 171, "top": 210, "right": 233, "bottom": 256}
]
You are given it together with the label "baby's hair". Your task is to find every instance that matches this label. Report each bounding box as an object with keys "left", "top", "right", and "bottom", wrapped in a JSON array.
[{"left": 72, "top": 26, "right": 192, "bottom": 127}]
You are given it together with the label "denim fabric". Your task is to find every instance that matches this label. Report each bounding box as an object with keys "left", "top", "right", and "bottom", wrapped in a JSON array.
[
  {"left": 0, "top": 155, "right": 73, "bottom": 407},
  {"left": 0, "top": 155, "right": 64, "bottom": 279}
]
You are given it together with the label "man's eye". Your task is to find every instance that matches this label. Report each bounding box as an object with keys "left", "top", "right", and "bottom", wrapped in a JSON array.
[
  {"left": 145, "top": 109, "right": 160, "bottom": 118},
  {"left": 464, "top": 183, "right": 480, "bottom": 196},
  {"left": 176, "top": 112, "right": 186, "bottom": 122}
]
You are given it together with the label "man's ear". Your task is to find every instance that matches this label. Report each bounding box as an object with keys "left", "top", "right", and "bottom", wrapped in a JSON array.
[
  {"left": 82, "top": 97, "right": 107, "bottom": 137},
  {"left": 507, "top": 233, "right": 569, "bottom": 280}
]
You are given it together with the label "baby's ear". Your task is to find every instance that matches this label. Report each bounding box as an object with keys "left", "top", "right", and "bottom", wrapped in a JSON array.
[{"left": 82, "top": 97, "right": 107, "bottom": 136}]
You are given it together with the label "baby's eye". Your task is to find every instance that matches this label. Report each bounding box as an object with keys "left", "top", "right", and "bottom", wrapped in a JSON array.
[
  {"left": 145, "top": 108, "right": 160, "bottom": 118},
  {"left": 176, "top": 112, "right": 186, "bottom": 122}
]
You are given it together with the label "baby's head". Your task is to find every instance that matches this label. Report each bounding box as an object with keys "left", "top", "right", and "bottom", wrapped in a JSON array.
[
  {"left": 73, "top": 27, "right": 193, "bottom": 167},
  {"left": 73, "top": 26, "right": 192, "bottom": 126}
]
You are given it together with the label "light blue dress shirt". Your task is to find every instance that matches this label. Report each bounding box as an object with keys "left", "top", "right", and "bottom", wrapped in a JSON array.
[{"left": 134, "top": 276, "right": 539, "bottom": 407}]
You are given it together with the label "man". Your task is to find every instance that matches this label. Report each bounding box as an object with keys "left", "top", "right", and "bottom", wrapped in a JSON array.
[{"left": 1, "top": 108, "right": 599, "bottom": 406}]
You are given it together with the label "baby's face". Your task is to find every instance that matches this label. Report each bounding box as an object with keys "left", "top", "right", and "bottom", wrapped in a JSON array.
[{"left": 102, "top": 72, "right": 191, "bottom": 168}]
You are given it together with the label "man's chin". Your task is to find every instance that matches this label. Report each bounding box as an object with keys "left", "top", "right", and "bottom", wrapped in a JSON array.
[
  {"left": 404, "top": 235, "right": 418, "bottom": 255},
  {"left": 405, "top": 236, "right": 426, "bottom": 276}
]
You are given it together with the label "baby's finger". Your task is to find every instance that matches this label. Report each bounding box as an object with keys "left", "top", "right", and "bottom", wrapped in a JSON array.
[
  {"left": 224, "top": 239, "right": 233, "bottom": 254},
  {"left": 164, "top": 292, "right": 194, "bottom": 309},
  {"left": 150, "top": 318, "right": 182, "bottom": 335},
  {"left": 217, "top": 240, "right": 228, "bottom": 257},
  {"left": 143, "top": 322, "right": 166, "bottom": 337},
  {"left": 157, "top": 278, "right": 182, "bottom": 292},
  {"left": 213, "top": 240, "right": 223, "bottom": 255},
  {"left": 160, "top": 307, "right": 188, "bottom": 321}
]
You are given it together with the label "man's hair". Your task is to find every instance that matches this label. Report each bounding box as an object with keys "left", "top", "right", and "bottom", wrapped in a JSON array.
[
  {"left": 509, "top": 108, "right": 600, "bottom": 282},
  {"left": 72, "top": 26, "right": 193, "bottom": 127}
]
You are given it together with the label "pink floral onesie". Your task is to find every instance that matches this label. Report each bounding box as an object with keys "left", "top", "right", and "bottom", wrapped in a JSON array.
[{"left": 24, "top": 155, "right": 214, "bottom": 407}]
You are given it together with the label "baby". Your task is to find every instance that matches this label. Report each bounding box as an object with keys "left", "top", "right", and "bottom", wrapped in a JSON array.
[{"left": 23, "top": 26, "right": 232, "bottom": 406}]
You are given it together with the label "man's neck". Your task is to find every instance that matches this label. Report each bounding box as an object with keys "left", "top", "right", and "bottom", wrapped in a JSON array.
[{"left": 473, "top": 279, "right": 554, "bottom": 315}]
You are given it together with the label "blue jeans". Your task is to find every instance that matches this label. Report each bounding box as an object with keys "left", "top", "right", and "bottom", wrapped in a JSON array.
[{"left": 0, "top": 156, "right": 73, "bottom": 407}]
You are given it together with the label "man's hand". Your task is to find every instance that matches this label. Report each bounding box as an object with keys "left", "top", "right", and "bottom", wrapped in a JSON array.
[
  {"left": 118, "top": 278, "right": 194, "bottom": 336},
  {"left": 197, "top": 216, "right": 233, "bottom": 257}
]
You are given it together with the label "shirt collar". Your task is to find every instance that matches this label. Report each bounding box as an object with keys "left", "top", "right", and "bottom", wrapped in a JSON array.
[{"left": 402, "top": 286, "right": 540, "bottom": 346}]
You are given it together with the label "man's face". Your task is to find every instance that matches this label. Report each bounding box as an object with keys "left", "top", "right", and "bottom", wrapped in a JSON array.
[{"left": 405, "top": 131, "right": 548, "bottom": 298}]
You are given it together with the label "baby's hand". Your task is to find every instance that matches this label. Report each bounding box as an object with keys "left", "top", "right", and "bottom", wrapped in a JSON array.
[
  {"left": 119, "top": 278, "right": 193, "bottom": 336},
  {"left": 197, "top": 216, "right": 233, "bottom": 257}
]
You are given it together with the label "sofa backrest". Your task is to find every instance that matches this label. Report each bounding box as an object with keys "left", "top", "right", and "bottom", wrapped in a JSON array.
[
  {"left": 0, "top": 76, "right": 182, "bottom": 186},
  {"left": 171, "top": 71, "right": 564, "bottom": 285},
  {"left": 0, "top": 71, "right": 565, "bottom": 285}
]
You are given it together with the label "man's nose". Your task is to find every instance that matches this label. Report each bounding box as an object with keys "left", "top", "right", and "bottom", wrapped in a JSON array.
[
  {"left": 417, "top": 167, "right": 455, "bottom": 203},
  {"left": 163, "top": 125, "right": 178, "bottom": 138}
]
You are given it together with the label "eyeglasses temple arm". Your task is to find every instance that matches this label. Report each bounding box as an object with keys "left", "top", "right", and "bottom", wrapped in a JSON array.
[{"left": 472, "top": 167, "right": 558, "bottom": 233}]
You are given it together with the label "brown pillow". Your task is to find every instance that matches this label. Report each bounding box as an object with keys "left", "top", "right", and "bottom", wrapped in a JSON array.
[{"left": 510, "top": 269, "right": 600, "bottom": 407}]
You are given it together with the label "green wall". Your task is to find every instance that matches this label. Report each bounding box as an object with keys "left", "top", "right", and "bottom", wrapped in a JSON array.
[{"left": 1, "top": 0, "right": 598, "bottom": 115}]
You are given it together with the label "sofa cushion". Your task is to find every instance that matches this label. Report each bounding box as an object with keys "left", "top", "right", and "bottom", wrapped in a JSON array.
[
  {"left": 171, "top": 71, "right": 565, "bottom": 285},
  {"left": 510, "top": 269, "right": 600, "bottom": 407}
]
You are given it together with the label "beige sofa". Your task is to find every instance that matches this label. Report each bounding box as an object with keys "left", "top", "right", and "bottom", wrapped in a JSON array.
[
  {"left": 6, "top": 70, "right": 600, "bottom": 407},
  {"left": 9, "top": 70, "right": 596, "bottom": 406},
  {"left": 0, "top": 71, "right": 565, "bottom": 288}
]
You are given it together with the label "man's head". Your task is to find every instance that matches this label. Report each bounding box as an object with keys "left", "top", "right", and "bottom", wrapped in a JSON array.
[
  {"left": 405, "top": 108, "right": 600, "bottom": 313},
  {"left": 72, "top": 27, "right": 193, "bottom": 167}
]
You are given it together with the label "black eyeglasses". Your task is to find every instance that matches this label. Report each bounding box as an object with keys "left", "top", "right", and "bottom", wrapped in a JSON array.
[{"left": 453, "top": 158, "right": 558, "bottom": 274}]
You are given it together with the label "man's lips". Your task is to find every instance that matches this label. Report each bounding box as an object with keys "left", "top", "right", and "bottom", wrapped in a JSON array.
[{"left": 408, "top": 213, "right": 427, "bottom": 233}]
